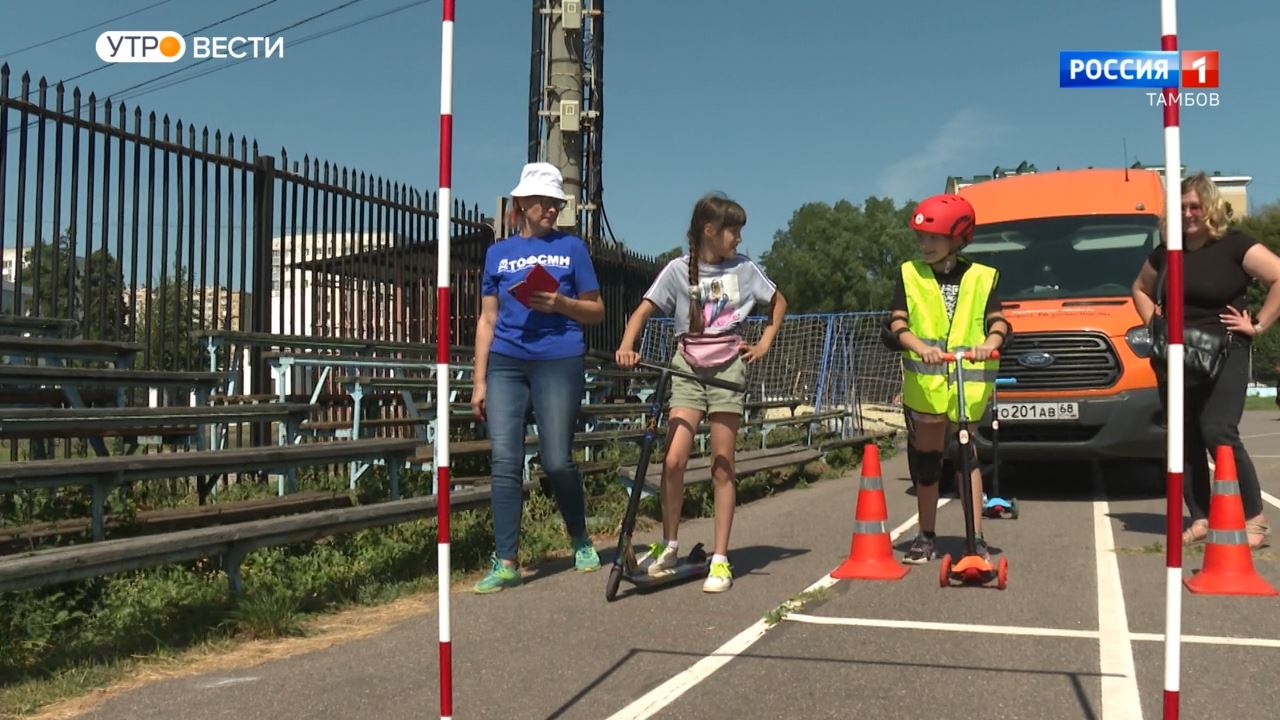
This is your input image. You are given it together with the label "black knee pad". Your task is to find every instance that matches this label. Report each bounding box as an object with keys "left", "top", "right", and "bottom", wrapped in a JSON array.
[
  {"left": 908, "top": 445, "right": 944, "bottom": 487},
  {"left": 952, "top": 439, "right": 978, "bottom": 468}
]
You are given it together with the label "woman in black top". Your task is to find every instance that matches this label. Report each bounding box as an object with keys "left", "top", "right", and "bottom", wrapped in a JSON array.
[{"left": 1132, "top": 172, "right": 1280, "bottom": 549}]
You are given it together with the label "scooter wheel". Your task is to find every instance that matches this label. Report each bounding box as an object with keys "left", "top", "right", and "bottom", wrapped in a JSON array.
[
  {"left": 1010, "top": 499, "right": 1019, "bottom": 520},
  {"left": 939, "top": 554, "right": 953, "bottom": 587},
  {"left": 996, "top": 556, "right": 1009, "bottom": 590},
  {"left": 605, "top": 566, "right": 623, "bottom": 602}
]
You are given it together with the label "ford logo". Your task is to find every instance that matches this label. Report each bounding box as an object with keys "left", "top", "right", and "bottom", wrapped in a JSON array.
[{"left": 1018, "top": 352, "right": 1055, "bottom": 368}]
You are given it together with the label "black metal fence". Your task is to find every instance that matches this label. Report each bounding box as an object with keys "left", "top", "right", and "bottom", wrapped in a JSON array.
[{"left": 1, "top": 65, "right": 659, "bottom": 377}]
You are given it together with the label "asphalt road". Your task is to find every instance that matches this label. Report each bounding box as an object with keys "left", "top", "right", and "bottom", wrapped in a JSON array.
[{"left": 76, "top": 411, "right": 1280, "bottom": 720}]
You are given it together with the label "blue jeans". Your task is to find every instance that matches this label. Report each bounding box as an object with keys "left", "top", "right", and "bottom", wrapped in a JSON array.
[{"left": 486, "top": 352, "right": 587, "bottom": 562}]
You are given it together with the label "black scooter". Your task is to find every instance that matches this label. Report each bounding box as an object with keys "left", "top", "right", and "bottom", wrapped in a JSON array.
[
  {"left": 586, "top": 351, "right": 746, "bottom": 602},
  {"left": 939, "top": 350, "right": 1009, "bottom": 590},
  {"left": 982, "top": 377, "right": 1019, "bottom": 519}
]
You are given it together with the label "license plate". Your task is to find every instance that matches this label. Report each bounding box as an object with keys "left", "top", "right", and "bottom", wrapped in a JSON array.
[{"left": 998, "top": 402, "right": 1079, "bottom": 422}]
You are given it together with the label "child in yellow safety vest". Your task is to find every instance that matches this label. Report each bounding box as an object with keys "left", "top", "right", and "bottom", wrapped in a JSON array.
[{"left": 883, "top": 194, "right": 1011, "bottom": 565}]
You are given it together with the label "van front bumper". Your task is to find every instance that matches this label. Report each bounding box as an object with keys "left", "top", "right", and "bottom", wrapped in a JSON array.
[{"left": 973, "top": 388, "right": 1164, "bottom": 461}]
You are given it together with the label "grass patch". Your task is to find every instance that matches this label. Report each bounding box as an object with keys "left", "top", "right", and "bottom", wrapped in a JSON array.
[
  {"left": 0, "top": 431, "right": 879, "bottom": 717},
  {"left": 1116, "top": 541, "right": 1174, "bottom": 556},
  {"left": 1245, "top": 395, "right": 1277, "bottom": 411},
  {"left": 1114, "top": 542, "right": 1278, "bottom": 562},
  {"left": 0, "top": 659, "right": 141, "bottom": 719},
  {"left": 763, "top": 586, "right": 836, "bottom": 627}
]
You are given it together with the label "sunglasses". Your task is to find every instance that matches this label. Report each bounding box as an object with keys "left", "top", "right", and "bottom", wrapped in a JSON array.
[{"left": 522, "top": 196, "right": 566, "bottom": 211}]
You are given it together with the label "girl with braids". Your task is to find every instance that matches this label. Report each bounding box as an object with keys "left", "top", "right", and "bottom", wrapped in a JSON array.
[{"left": 615, "top": 193, "right": 787, "bottom": 592}]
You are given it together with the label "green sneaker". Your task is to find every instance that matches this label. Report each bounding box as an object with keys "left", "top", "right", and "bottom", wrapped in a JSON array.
[
  {"left": 703, "top": 561, "right": 733, "bottom": 593},
  {"left": 572, "top": 536, "right": 601, "bottom": 572},
  {"left": 473, "top": 555, "right": 521, "bottom": 594}
]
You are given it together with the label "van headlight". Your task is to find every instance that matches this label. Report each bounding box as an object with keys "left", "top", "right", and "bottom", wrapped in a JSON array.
[{"left": 1126, "top": 325, "right": 1153, "bottom": 358}]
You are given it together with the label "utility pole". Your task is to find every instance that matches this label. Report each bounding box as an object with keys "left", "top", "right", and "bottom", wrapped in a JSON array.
[{"left": 527, "top": 0, "right": 605, "bottom": 245}]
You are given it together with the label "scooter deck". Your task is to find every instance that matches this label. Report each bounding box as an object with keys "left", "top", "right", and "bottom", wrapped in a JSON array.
[
  {"left": 621, "top": 543, "right": 709, "bottom": 588},
  {"left": 624, "top": 558, "right": 711, "bottom": 588},
  {"left": 940, "top": 552, "right": 1008, "bottom": 589}
]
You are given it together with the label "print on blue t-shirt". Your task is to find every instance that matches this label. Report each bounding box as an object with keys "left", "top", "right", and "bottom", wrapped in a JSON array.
[{"left": 481, "top": 231, "right": 600, "bottom": 361}]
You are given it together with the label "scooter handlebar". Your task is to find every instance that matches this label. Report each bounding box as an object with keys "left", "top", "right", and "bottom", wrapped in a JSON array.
[
  {"left": 586, "top": 350, "right": 747, "bottom": 392},
  {"left": 940, "top": 350, "right": 1000, "bottom": 362}
]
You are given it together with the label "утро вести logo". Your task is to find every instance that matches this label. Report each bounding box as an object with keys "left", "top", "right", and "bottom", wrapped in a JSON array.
[{"left": 96, "top": 31, "right": 284, "bottom": 63}]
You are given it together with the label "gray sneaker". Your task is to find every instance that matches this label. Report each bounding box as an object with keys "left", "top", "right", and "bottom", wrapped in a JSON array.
[{"left": 902, "top": 534, "right": 936, "bottom": 565}]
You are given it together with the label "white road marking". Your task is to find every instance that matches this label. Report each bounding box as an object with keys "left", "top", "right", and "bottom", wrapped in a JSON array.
[
  {"left": 201, "top": 677, "right": 259, "bottom": 689},
  {"left": 783, "top": 615, "right": 1280, "bottom": 650},
  {"left": 1130, "top": 632, "right": 1280, "bottom": 649},
  {"left": 1262, "top": 490, "right": 1280, "bottom": 511},
  {"left": 784, "top": 613, "right": 1100, "bottom": 640},
  {"left": 1095, "top": 494, "right": 1145, "bottom": 720},
  {"left": 1241, "top": 431, "right": 1280, "bottom": 440},
  {"left": 603, "top": 498, "right": 949, "bottom": 720}
]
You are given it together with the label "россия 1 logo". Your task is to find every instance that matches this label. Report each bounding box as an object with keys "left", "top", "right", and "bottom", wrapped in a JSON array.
[
  {"left": 1058, "top": 50, "right": 1220, "bottom": 108},
  {"left": 96, "top": 31, "right": 284, "bottom": 63}
]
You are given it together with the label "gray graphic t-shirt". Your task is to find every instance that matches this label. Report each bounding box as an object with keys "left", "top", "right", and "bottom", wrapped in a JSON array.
[{"left": 643, "top": 254, "right": 777, "bottom": 337}]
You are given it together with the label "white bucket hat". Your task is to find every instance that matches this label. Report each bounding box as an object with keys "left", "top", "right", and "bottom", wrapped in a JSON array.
[{"left": 510, "top": 162, "right": 567, "bottom": 200}]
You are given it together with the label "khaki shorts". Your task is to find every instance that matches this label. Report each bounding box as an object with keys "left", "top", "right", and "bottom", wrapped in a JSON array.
[{"left": 669, "top": 352, "right": 747, "bottom": 416}]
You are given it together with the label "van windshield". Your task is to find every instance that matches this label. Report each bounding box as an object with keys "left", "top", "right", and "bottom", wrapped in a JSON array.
[{"left": 962, "top": 214, "right": 1160, "bottom": 300}]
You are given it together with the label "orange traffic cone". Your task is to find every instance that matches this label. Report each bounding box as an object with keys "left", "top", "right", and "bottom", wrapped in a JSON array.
[
  {"left": 832, "top": 444, "right": 909, "bottom": 581},
  {"left": 1184, "top": 446, "right": 1277, "bottom": 596}
]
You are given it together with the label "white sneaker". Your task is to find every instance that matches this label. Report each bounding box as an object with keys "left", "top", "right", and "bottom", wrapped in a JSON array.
[
  {"left": 702, "top": 561, "right": 733, "bottom": 593},
  {"left": 638, "top": 543, "right": 679, "bottom": 575}
]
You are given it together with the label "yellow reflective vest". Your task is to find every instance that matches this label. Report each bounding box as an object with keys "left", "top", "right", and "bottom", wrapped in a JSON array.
[{"left": 900, "top": 259, "right": 998, "bottom": 422}]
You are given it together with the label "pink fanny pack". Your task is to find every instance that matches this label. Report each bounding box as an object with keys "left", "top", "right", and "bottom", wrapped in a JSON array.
[{"left": 679, "top": 334, "right": 742, "bottom": 369}]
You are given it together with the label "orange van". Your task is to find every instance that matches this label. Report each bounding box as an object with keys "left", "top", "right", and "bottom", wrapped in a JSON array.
[{"left": 955, "top": 168, "right": 1165, "bottom": 462}]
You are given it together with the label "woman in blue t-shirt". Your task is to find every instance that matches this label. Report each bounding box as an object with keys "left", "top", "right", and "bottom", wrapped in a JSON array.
[{"left": 471, "top": 162, "right": 605, "bottom": 593}]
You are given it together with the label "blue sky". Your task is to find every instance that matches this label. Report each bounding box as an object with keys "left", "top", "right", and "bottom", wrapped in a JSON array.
[{"left": 1, "top": 0, "right": 1276, "bottom": 260}]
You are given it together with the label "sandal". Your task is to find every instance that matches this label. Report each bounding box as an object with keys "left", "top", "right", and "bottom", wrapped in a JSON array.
[
  {"left": 1182, "top": 519, "right": 1209, "bottom": 546},
  {"left": 1246, "top": 517, "right": 1270, "bottom": 550}
]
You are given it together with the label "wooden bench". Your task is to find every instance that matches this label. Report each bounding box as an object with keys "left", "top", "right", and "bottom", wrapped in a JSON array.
[
  {"left": 0, "top": 403, "right": 315, "bottom": 445},
  {"left": 0, "top": 364, "right": 228, "bottom": 391},
  {"left": 0, "top": 388, "right": 119, "bottom": 407},
  {"left": 197, "top": 330, "right": 475, "bottom": 399},
  {"left": 0, "top": 490, "right": 352, "bottom": 553},
  {"left": 0, "top": 438, "right": 419, "bottom": 540},
  {"left": 819, "top": 430, "right": 899, "bottom": 451},
  {"left": 0, "top": 314, "right": 78, "bottom": 338},
  {"left": 0, "top": 483, "right": 516, "bottom": 594},
  {"left": 617, "top": 444, "right": 825, "bottom": 498},
  {"left": 197, "top": 329, "right": 474, "bottom": 358},
  {"left": 0, "top": 335, "right": 143, "bottom": 367},
  {"left": 336, "top": 374, "right": 608, "bottom": 399},
  {"left": 407, "top": 428, "right": 649, "bottom": 466},
  {"left": 753, "top": 408, "right": 851, "bottom": 449}
]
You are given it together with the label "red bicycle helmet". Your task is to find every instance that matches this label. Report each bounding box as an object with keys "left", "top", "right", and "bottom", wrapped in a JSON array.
[{"left": 909, "top": 194, "right": 976, "bottom": 245}]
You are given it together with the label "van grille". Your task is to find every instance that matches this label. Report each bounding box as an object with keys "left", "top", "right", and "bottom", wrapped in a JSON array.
[{"left": 998, "top": 332, "right": 1120, "bottom": 390}]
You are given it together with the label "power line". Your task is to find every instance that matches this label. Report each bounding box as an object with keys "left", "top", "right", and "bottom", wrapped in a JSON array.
[
  {"left": 58, "top": 0, "right": 286, "bottom": 86},
  {"left": 102, "top": 0, "right": 372, "bottom": 101},
  {"left": 7, "top": 0, "right": 369, "bottom": 135},
  {"left": 115, "top": 0, "right": 434, "bottom": 106},
  {"left": 0, "top": 0, "right": 175, "bottom": 59}
]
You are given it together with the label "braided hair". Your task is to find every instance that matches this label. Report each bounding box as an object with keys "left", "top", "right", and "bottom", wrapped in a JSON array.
[{"left": 685, "top": 193, "right": 747, "bottom": 334}]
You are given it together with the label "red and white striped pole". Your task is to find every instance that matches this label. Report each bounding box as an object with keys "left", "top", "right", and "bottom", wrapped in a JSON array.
[
  {"left": 436, "top": 1, "right": 455, "bottom": 719},
  {"left": 1160, "top": 1, "right": 1184, "bottom": 718}
]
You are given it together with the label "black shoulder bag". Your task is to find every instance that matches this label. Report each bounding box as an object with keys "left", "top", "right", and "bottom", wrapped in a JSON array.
[{"left": 1148, "top": 266, "right": 1229, "bottom": 386}]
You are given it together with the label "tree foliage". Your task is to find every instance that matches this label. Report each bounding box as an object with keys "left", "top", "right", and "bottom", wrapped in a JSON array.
[
  {"left": 654, "top": 246, "right": 684, "bottom": 266},
  {"left": 136, "top": 261, "right": 206, "bottom": 371},
  {"left": 760, "top": 197, "right": 917, "bottom": 313},
  {"left": 16, "top": 233, "right": 131, "bottom": 341}
]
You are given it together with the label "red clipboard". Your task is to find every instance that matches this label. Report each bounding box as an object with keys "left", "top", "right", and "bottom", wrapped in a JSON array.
[{"left": 507, "top": 263, "right": 560, "bottom": 308}]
